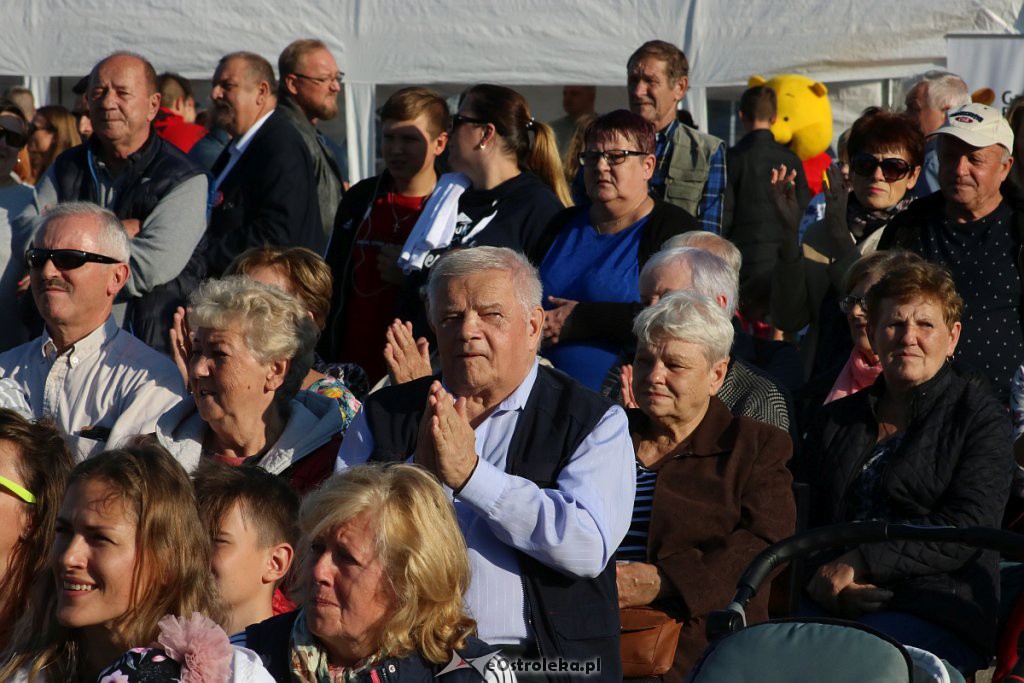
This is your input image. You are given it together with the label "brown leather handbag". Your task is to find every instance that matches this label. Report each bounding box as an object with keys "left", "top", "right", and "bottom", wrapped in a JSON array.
[{"left": 619, "top": 606, "right": 683, "bottom": 678}]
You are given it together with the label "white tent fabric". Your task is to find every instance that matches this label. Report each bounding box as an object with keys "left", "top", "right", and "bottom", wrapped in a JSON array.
[{"left": 1, "top": 0, "right": 1021, "bottom": 181}]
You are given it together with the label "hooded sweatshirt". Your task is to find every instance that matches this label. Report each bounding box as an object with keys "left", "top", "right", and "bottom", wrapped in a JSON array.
[{"left": 156, "top": 391, "right": 344, "bottom": 488}]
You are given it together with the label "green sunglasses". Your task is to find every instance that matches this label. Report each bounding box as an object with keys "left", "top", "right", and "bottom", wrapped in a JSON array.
[{"left": 0, "top": 475, "right": 35, "bottom": 504}]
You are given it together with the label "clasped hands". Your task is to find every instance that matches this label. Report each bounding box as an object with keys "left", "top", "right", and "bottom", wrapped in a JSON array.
[
  {"left": 805, "top": 549, "right": 893, "bottom": 618},
  {"left": 414, "top": 381, "right": 479, "bottom": 493}
]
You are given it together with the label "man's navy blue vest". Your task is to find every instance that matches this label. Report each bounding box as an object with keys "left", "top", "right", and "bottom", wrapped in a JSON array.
[
  {"left": 363, "top": 366, "right": 623, "bottom": 682},
  {"left": 50, "top": 131, "right": 206, "bottom": 352}
]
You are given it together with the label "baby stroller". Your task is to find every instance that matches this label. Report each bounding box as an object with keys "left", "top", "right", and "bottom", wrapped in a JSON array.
[{"left": 685, "top": 521, "right": 1024, "bottom": 682}]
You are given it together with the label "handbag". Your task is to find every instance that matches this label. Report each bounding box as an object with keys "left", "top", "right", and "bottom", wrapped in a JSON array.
[{"left": 619, "top": 605, "right": 683, "bottom": 678}]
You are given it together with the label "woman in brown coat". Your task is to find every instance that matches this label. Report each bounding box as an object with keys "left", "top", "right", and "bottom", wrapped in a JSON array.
[{"left": 619, "top": 290, "right": 796, "bottom": 681}]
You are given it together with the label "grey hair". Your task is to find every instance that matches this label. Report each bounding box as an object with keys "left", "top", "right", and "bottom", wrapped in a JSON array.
[
  {"left": 640, "top": 247, "right": 739, "bottom": 317},
  {"left": 38, "top": 201, "right": 131, "bottom": 262},
  {"left": 660, "top": 231, "right": 743, "bottom": 273},
  {"left": 633, "top": 290, "right": 734, "bottom": 364},
  {"left": 909, "top": 71, "right": 971, "bottom": 112},
  {"left": 187, "top": 275, "right": 317, "bottom": 405},
  {"left": 426, "top": 247, "right": 542, "bottom": 322}
]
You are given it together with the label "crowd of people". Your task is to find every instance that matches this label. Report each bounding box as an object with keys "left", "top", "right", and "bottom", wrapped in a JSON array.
[{"left": 0, "top": 34, "right": 1020, "bottom": 683}]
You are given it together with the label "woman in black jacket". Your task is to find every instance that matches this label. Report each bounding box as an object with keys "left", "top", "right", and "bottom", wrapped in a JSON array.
[{"left": 801, "top": 260, "right": 1012, "bottom": 676}]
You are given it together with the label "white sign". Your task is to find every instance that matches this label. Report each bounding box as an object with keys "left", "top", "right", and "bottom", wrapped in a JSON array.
[{"left": 947, "top": 34, "right": 1024, "bottom": 116}]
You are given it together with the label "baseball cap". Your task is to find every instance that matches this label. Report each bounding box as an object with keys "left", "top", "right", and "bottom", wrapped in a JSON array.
[{"left": 930, "top": 102, "right": 1014, "bottom": 152}]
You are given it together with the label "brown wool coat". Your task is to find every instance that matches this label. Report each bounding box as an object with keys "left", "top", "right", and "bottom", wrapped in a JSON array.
[{"left": 628, "top": 398, "right": 797, "bottom": 681}]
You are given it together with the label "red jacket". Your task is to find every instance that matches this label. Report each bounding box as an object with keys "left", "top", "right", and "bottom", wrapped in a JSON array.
[{"left": 154, "top": 107, "right": 205, "bottom": 153}]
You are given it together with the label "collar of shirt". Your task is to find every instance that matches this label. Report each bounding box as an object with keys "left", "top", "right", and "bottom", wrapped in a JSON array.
[
  {"left": 443, "top": 359, "right": 540, "bottom": 420},
  {"left": 40, "top": 316, "right": 119, "bottom": 365},
  {"left": 655, "top": 120, "right": 679, "bottom": 152},
  {"left": 230, "top": 110, "right": 274, "bottom": 159}
]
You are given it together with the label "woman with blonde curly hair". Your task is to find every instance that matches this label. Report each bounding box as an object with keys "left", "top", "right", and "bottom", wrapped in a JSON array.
[
  {"left": 0, "top": 444, "right": 226, "bottom": 682},
  {"left": 159, "top": 276, "right": 345, "bottom": 495},
  {"left": 245, "top": 464, "right": 515, "bottom": 683}
]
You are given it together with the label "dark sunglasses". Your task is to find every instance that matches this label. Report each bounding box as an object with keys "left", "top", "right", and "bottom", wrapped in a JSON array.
[
  {"left": 0, "top": 125, "right": 28, "bottom": 148},
  {"left": 449, "top": 113, "right": 489, "bottom": 130},
  {"left": 850, "top": 154, "right": 913, "bottom": 182},
  {"left": 578, "top": 149, "right": 648, "bottom": 167},
  {"left": 839, "top": 295, "right": 867, "bottom": 314},
  {"left": 25, "top": 248, "right": 121, "bottom": 271}
]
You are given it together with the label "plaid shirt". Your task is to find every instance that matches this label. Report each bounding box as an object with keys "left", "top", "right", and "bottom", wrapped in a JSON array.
[{"left": 651, "top": 121, "right": 726, "bottom": 234}]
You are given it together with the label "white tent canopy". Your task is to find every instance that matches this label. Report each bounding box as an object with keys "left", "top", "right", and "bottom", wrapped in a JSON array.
[{"left": 2, "top": 0, "right": 1021, "bottom": 182}]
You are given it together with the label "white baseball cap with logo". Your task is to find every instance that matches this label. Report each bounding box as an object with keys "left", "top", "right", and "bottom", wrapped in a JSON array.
[{"left": 930, "top": 102, "right": 1015, "bottom": 152}]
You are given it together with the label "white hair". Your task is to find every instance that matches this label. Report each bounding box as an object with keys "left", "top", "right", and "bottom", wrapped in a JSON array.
[
  {"left": 908, "top": 71, "right": 970, "bottom": 112},
  {"left": 426, "top": 247, "right": 542, "bottom": 323},
  {"left": 38, "top": 201, "right": 131, "bottom": 262},
  {"left": 188, "top": 275, "right": 318, "bottom": 404},
  {"left": 660, "top": 231, "right": 742, "bottom": 273},
  {"left": 633, "top": 290, "right": 734, "bottom": 363},
  {"left": 640, "top": 247, "right": 739, "bottom": 317}
]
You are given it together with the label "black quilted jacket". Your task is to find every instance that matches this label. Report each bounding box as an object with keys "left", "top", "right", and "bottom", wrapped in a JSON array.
[{"left": 801, "top": 363, "right": 1013, "bottom": 654}]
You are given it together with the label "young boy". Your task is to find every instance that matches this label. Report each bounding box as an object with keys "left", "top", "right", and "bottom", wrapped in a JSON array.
[{"left": 193, "top": 461, "right": 300, "bottom": 636}]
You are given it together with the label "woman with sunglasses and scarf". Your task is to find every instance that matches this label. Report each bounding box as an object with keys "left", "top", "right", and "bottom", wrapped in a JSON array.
[
  {"left": 0, "top": 100, "right": 35, "bottom": 351},
  {"left": 770, "top": 108, "right": 924, "bottom": 376}
]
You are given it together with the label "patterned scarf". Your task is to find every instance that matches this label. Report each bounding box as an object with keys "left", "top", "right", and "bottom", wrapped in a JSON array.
[
  {"left": 289, "top": 610, "right": 380, "bottom": 683},
  {"left": 846, "top": 196, "right": 914, "bottom": 242}
]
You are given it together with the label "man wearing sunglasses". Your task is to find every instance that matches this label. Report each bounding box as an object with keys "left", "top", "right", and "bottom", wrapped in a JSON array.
[
  {"left": 879, "top": 103, "right": 1020, "bottom": 403},
  {"left": 277, "top": 39, "right": 345, "bottom": 240},
  {"left": 14, "top": 52, "right": 208, "bottom": 355},
  {"left": 0, "top": 202, "right": 186, "bottom": 460}
]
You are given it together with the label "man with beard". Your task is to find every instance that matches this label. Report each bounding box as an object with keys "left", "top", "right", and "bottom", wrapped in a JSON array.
[
  {"left": 206, "top": 51, "right": 321, "bottom": 277},
  {"left": 16, "top": 52, "right": 208, "bottom": 353},
  {"left": 277, "top": 39, "right": 345, "bottom": 240}
]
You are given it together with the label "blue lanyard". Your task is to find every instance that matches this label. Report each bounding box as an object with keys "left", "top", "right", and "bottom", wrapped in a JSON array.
[{"left": 85, "top": 147, "right": 102, "bottom": 205}]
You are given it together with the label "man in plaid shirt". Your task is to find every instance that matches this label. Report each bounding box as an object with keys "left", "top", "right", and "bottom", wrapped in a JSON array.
[{"left": 628, "top": 40, "right": 726, "bottom": 234}]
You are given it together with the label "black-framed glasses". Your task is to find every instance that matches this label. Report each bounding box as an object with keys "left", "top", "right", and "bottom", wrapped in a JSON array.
[
  {"left": 25, "top": 248, "right": 121, "bottom": 271},
  {"left": 578, "top": 149, "right": 648, "bottom": 167},
  {"left": 0, "top": 125, "right": 28, "bottom": 148},
  {"left": 850, "top": 154, "right": 913, "bottom": 182},
  {"left": 293, "top": 72, "right": 344, "bottom": 87},
  {"left": 839, "top": 295, "right": 867, "bottom": 314},
  {"left": 449, "top": 113, "right": 489, "bottom": 131}
]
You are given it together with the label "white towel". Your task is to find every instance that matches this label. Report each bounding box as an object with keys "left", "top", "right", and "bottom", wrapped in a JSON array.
[{"left": 398, "top": 172, "right": 471, "bottom": 272}]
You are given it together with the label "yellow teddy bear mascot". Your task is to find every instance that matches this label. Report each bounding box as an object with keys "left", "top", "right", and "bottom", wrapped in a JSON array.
[{"left": 749, "top": 74, "right": 833, "bottom": 195}]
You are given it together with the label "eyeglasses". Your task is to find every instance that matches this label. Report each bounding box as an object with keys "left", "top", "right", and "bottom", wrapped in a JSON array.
[
  {"left": 578, "top": 150, "right": 649, "bottom": 167},
  {"left": 25, "top": 248, "right": 121, "bottom": 271},
  {"left": 839, "top": 295, "right": 867, "bottom": 314},
  {"left": 449, "top": 113, "right": 489, "bottom": 130},
  {"left": 293, "top": 72, "right": 344, "bottom": 87},
  {"left": 0, "top": 125, "right": 28, "bottom": 148},
  {"left": 0, "top": 475, "right": 35, "bottom": 504},
  {"left": 850, "top": 154, "right": 913, "bottom": 182}
]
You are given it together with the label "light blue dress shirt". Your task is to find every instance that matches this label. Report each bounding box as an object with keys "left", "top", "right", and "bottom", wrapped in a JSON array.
[{"left": 336, "top": 361, "right": 636, "bottom": 645}]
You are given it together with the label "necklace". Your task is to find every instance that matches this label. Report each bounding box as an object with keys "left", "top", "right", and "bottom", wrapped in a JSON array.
[{"left": 351, "top": 185, "right": 429, "bottom": 298}]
